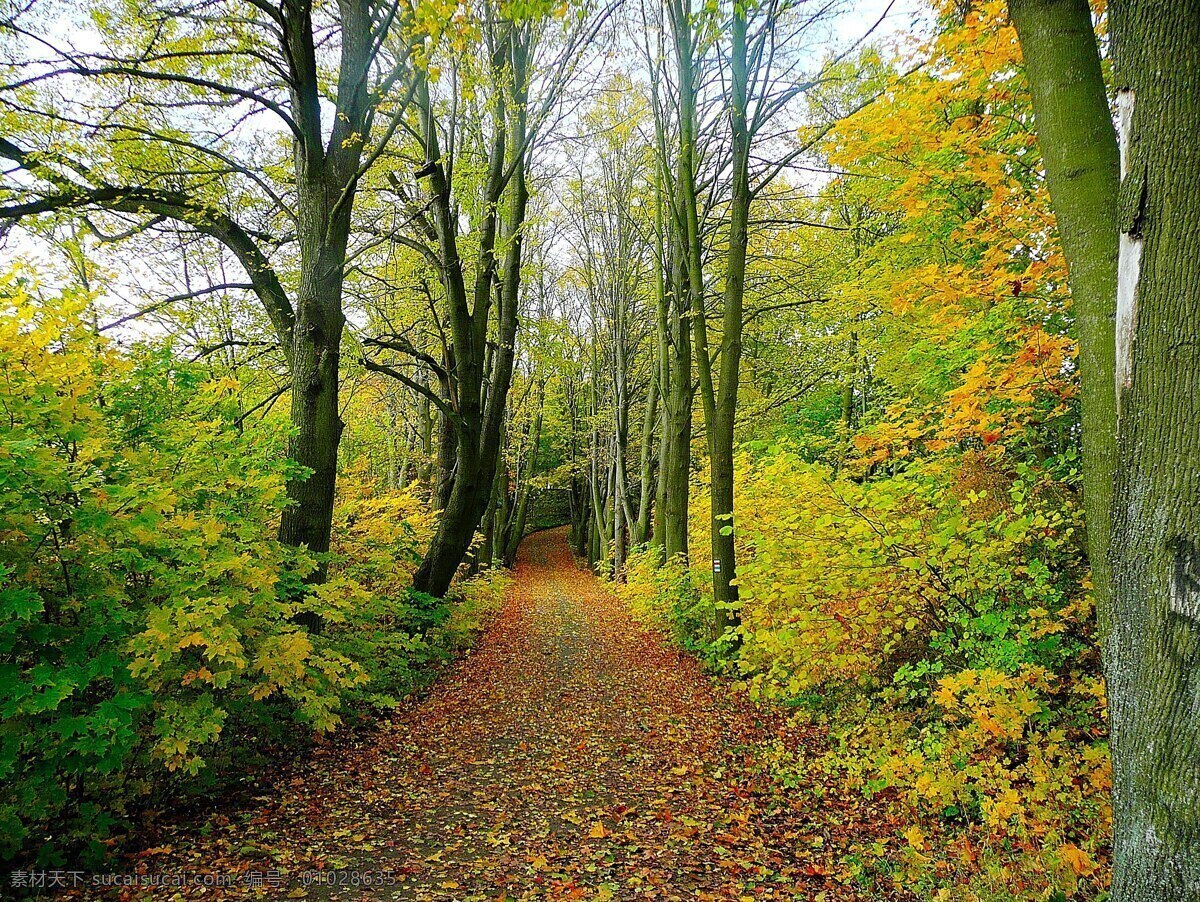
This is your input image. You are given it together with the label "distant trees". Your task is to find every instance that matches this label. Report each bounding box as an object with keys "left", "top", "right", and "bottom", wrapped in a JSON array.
[{"left": 562, "top": 0, "right": 837, "bottom": 639}]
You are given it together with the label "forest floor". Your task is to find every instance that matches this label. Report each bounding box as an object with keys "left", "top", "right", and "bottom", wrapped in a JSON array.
[{"left": 81, "top": 528, "right": 900, "bottom": 901}]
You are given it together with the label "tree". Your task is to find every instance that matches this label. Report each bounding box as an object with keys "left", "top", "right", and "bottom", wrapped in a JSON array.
[
  {"left": 363, "top": 5, "right": 602, "bottom": 597},
  {"left": 1103, "top": 2, "right": 1200, "bottom": 897},
  {"left": 562, "top": 80, "right": 655, "bottom": 577},
  {"left": 1008, "top": 0, "right": 1118, "bottom": 631},
  {"left": 1014, "top": 0, "right": 1200, "bottom": 894}
]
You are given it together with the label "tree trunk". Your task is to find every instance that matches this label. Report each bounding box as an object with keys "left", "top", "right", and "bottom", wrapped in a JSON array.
[
  {"left": 419, "top": 380, "right": 434, "bottom": 494},
  {"left": 278, "top": 175, "right": 352, "bottom": 591},
  {"left": 633, "top": 369, "right": 659, "bottom": 546},
  {"left": 1104, "top": 4, "right": 1200, "bottom": 898},
  {"left": 275, "top": 0, "right": 374, "bottom": 610},
  {"left": 706, "top": 1, "right": 750, "bottom": 636},
  {"left": 661, "top": 240, "right": 693, "bottom": 563},
  {"left": 612, "top": 351, "right": 630, "bottom": 579},
  {"left": 504, "top": 383, "right": 544, "bottom": 565},
  {"left": 1009, "top": 0, "right": 1119, "bottom": 632}
]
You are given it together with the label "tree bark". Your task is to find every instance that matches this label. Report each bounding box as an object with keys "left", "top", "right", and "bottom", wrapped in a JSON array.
[
  {"left": 1104, "top": 3, "right": 1200, "bottom": 897},
  {"left": 633, "top": 369, "right": 659, "bottom": 546},
  {"left": 278, "top": 174, "right": 352, "bottom": 573},
  {"left": 661, "top": 237, "right": 693, "bottom": 562},
  {"left": 504, "top": 381, "right": 544, "bottom": 565}
]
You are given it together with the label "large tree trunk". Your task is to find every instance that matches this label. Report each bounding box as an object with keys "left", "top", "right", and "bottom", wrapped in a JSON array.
[
  {"left": 1008, "top": 0, "right": 1119, "bottom": 631},
  {"left": 278, "top": 289, "right": 344, "bottom": 571},
  {"left": 1104, "top": 4, "right": 1200, "bottom": 898},
  {"left": 414, "top": 416, "right": 488, "bottom": 595},
  {"left": 279, "top": 168, "right": 353, "bottom": 592}
]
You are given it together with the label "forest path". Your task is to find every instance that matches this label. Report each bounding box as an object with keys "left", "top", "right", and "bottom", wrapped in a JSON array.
[{"left": 113, "top": 528, "right": 889, "bottom": 901}]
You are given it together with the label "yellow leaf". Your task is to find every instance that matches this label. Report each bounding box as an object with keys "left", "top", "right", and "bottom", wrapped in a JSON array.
[
  {"left": 903, "top": 825, "right": 926, "bottom": 851},
  {"left": 1059, "top": 843, "right": 1096, "bottom": 876}
]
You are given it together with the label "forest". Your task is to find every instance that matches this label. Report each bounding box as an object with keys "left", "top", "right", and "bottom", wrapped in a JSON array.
[{"left": 1, "top": 0, "right": 1197, "bottom": 898}]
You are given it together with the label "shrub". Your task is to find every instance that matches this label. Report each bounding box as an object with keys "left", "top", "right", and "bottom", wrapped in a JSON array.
[
  {"left": 0, "top": 275, "right": 507, "bottom": 866},
  {"left": 626, "top": 441, "right": 1110, "bottom": 898},
  {"left": 326, "top": 478, "right": 507, "bottom": 710}
]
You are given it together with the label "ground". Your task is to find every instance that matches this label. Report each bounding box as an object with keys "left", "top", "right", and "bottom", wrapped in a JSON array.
[{"left": 88, "top": 529, "right": 897, "bottom": 900}]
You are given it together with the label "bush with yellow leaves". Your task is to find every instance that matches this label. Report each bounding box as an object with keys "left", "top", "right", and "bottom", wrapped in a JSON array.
[{"left": 631, "top": 441, "right": 1110, "bottom": 899}]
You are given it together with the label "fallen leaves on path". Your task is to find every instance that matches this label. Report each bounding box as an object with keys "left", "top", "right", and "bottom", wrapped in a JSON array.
[{"left": 77, "top": 528, "right": 902, "bottom": 900}]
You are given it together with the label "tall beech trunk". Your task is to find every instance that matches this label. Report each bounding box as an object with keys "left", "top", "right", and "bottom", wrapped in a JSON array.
[
  {"left": 1009, "top": 0, "right": 1119, "bottom": 631},
  {"left": 645, "top": 18, "right": 694, "bottom": 566},
  {"left": 661, "top": 238, "right": 693, "bottom": 562},
  {"left": 705, "top": 2, "right": 750, "bottom": 634},
  {"left": 612, "top": 341, "right": 630, "bottom": 578},
  {"left": 1103, "top": 4, "right": 1200, "bottom": 897}
]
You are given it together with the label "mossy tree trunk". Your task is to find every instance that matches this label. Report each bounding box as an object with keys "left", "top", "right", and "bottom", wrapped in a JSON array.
[
  {"left": 1008, "top": 0, "right": 1119, "bottom": 632},
  {"left": 1104, "top": 3, "right": 1200, "bottom": 897}
]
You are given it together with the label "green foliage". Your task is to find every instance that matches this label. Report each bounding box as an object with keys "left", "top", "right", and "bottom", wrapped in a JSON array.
[
  {"left": 324, "top": 478, "right": 507, "bottom": 710},
  {"left": 621, "top": 549, "right": 724, "bottom": 666},
  {"left": 0, "top": 276, "right": 339, "bottom": 862},
  {"left": 0, "top": 274, "right": 507, "bottom": 866}
]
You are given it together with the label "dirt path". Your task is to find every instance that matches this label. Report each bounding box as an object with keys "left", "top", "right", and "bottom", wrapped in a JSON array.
[{"left": 104, "top": 529, "right": 890, "bottom": 900}]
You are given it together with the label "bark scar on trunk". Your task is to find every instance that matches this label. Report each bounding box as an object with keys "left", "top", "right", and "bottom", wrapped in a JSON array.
[
  {"left": 1117, "top": 90, "right": 1135, "bottom": 178},
  {"left": 1171, "top": 540, "right": 1200, "bottom": 622},
  {"left": 1115, "top": 90, "right": 1146, "bottom": 409},
  {"left": 1115, "top": 231, "right": 1143, "bottom": 402}
]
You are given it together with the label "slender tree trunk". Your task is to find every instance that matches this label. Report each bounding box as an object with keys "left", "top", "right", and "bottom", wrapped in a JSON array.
[
  {"left": 490, "top": 463, "right": 510, "bottom": 570},
  {"left": 704, "top": 2, "right": 750, "bottom": 635},
  {"left": 1103, "top": 4, "right": 1200, "bottom": 898},
  {"left": 504, "top": 382, "right": 544, "bottom": 565},
  {"left": 661, "top": 0, "right": 703, "bottom": 568},
  {"left": 614, "top": 453, "right": 624, "bottom": 573},
  {"left": 612, "top": 347, "right": 630, "bottom": 578},
  {"left": 1009, "top": 0, "right": 1119, "bottom": 631},
  {"left": 419, "top": 381, "right": 434, "bottom": 493},
  {"left": 435, "top": 362, "right": 458, "bottom": 512},
  {"left": 396, "top": 429, "right": 413, "bottom": 488},
  {"left": 661, "top": 240, "right": 693, "bottom": 562},
  {"left": 650, "top": 188, "right": 671, "bottom": 560},
  {"left": 634, "top": 369, "right": 659, "bottom": 546},
  {"left": 843, "top": 330, "right": 858, "bottom": 427}
]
